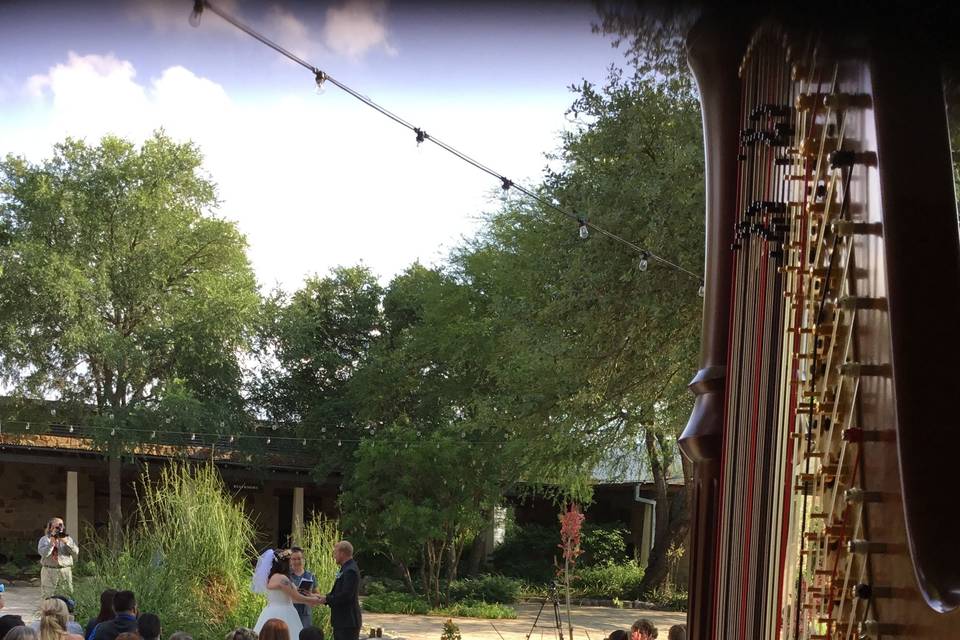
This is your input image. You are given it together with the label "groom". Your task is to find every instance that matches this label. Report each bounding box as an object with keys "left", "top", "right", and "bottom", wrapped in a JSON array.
[{"left": 319, "top": 541, "right": 361, "bottom": 640}]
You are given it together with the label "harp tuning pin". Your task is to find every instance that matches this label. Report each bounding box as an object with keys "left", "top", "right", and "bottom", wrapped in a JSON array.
[
  {"left": 839, "top": 296, "right": 887, "bottom": 311},
  {"left": 824, "top": 93, "right": 873, "bottom": 110},
  {"left": 828, "top": 149, "right": 878, "bottom": 169},
  {"left": 839, "top": 362, "right": 891, "bottom": 377},
  {"left": 831, "top": 220, "right": 883, "bottom": 236},
  {"left": 795, "top": 93, "right": 818, "bottom": 111}
]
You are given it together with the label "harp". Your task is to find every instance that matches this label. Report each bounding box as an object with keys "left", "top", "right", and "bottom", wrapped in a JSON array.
[{"left": 680, "top": 12, "right": 960, "bottom": 640}]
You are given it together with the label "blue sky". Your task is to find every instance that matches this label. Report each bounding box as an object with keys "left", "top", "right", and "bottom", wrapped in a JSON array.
[{"left": 0, "top": 0, "right": 628, "bottom": 291}]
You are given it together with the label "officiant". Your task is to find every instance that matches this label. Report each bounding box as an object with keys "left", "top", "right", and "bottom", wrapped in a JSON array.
[{"left": 290, "top": 547, "right": 317, "bottom": 629}]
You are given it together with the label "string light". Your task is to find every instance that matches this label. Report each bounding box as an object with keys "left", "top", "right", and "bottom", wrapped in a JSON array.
[
  {"left": 110, "top": 428, "right": 115, "bottom": 436},
  {"left": 25, "top": 422, "right": 30, "bottom": 431},
  {"left": 151, "top": 430, "right": 156, "bottom": 439},
  {"left": 192, "top": 0, "right": 703, "bottom": 289},
  {"left": 638, "top": 252, "right": 650, "bottom": 272},
  {"left": 191, "top": 433, "right": 196, "bottom": 441},
  {"left": 69, "top": 425, "right": 74, "bottom": 433},
  {"left": 698, "top": 282, "right": 706, "bottom": 297}
]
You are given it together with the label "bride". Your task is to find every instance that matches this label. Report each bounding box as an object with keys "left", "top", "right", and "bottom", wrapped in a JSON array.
[{"left": 252, "top": 549, "right": 323, "bottom": 636}]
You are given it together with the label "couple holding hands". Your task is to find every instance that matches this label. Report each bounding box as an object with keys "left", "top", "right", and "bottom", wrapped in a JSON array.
[{"left": 253, "top": 541, "right": 361, "bottom": 640}]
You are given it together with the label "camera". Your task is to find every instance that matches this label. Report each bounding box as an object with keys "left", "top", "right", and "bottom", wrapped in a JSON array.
[{"left": 53, "top": 525, "right": 68, "bottom": 538}]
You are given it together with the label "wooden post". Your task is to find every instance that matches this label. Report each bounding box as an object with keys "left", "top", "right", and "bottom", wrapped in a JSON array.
[
  {"left": 292, "top": 487, "right": 304, "bottom": 544},
  {"left": 66, "top": 471, "right": 79, "bottom": 544}
]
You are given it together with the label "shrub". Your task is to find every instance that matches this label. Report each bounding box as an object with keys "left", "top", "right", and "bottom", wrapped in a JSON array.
[
  {"left": 447, "top": 575, "right": 521, "bottom": 604},
  {"left": 579, "top": 523, "right": 630, "bottom": 567},
  {"left": 431, "top": 602, "right": 517, "bottom": 619},
  {"left": 440, "top": 619, "right": 461, "bottom": 640},
  {"left": 73, "top": 464, "right": 262, "bottom": 640},
  {"left": 490, "top": 524, "right": 557, "bottom": 583},
  {"left": 299, "top": 515, "right": 340, "bottom": 638},
  {"left": 645, "top": 588, "right": 689, "bottom": 611},
  {"left": 362, "top": 592, "right": 431, "bottom": 615},
  {"left": 571, "top": 561, "right": 645, "bottom": 599}
]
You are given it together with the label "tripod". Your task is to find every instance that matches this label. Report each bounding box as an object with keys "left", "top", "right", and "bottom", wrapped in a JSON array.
[{"left": 525, "top": 585, "right": 565, "bottom": 640}]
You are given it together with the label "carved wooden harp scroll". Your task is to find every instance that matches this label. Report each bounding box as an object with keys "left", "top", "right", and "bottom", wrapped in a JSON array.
[{"left": 680, "top": 13, "right": 960, "bottom": 640}]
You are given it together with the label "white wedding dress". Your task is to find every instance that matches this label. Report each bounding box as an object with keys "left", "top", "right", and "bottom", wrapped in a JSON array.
[{"left": 254, "top": 586, "right": 304, "bottom": 637}]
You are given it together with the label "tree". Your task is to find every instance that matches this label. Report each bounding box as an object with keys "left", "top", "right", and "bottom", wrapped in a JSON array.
[
  {"left": 250, "top": 265, "right": 383, "bottom": 475},
  {"left": 0, "top": 132, "right": 259, "bottom": 548},
  {"left": 456, "top": 68, "right": 705, "bottom": 594}
]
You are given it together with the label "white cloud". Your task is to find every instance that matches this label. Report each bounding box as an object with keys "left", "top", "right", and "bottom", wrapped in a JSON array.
[
  {"left": 322, "top": 0, "right": 396, "bottom": 60},
  {"left": 4, "top": 52, "right": 562, "bottom": 292},
  {"left": 264, "top": 5, "right": 324, "bottom": 62},
  {"left": 127, "top": 0, "right": 240, "bottom": 34}
]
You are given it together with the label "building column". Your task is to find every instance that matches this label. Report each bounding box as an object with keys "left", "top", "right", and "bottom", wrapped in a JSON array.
[
  {"left": 292, "top": 487, "right": 304, "bottom": 544},
  {"left": 66, "top": 471, "right": 79, "bottom": 544}
]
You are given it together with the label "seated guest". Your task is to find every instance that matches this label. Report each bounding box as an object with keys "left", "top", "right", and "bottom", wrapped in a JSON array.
[
  {"left": 630, "top": 619, "right": 658, "bottom": 640},
  {"left": 225, "top": 630, "right": 257, "bottom": 640},
  {"left": 115, "top": 633, "right": 138, "bottom": 640},
  {"left": 299, "top": 628, "right": 323, "bottom": 640},
  {"left": 6, "top": 628, "right": 39, "bottom": 640},
  {"left": 91, "top": 592, "right": 138, "bottom": 640},
  {"left": 169, "top": 633, "right": 193, "bottom": 640},
  {"left": 31, "top": 598, "right": 83, "bottom": 636},
  {"left": 38, "top": 597, "right": 83, "bottom": 640},
  {"left": 85, "top": 591, "right": 117, "bottom": 640},
  {"left": 258, "top": 620, "right": 289, "bottom": 640},
  {"left": 606, "top": 631, "right": 628, "bottom": 640},
  {"left": 0, "top": 615, "right": 25, "bottom": 640},
  {"left": 138, "top": 614, "right": 161, "bottom": 640},
  {"left": 667, "top": 625, "right": 685, "bottom": 640}
]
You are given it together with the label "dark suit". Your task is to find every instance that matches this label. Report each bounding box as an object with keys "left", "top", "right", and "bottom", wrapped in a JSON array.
[{"left": 326, "top": 558, "right": 361, "bottom": 640}]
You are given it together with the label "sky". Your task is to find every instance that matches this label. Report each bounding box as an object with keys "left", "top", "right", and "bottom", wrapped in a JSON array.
[{"left": 0, "top": 0, "right": 628, "bottom": 292}]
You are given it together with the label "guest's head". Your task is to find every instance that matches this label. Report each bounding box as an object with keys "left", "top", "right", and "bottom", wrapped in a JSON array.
[
  {"left": 116, "top": 633, "right": 139, "bottom": 640},
  {"left": 269, "top": 550, "right": 291, "bottom": 578},
  {"left": 5, "top": 627, "right": 38, "bottom": 640},
  {"left": 112, "top": 591, "right": 136, "bottom": 616},
  {"left": 630, "top": 619, "right": 658, "bottom": 640},
  {"left": 299, "top": 627, "right": 323, "bottom": 640},
  {"left": 0, "top": 615, "right": 25, "bottom": 640},
  {"left": 290, "top": 547, "right": 305, "bottom": 575},
  {"left": 138, "top": 613, "right": 162, "bottom": 640},
  {"left": 666, "top": 626, "right": 685, "bottom": 640},
  {"left": 224, "top": 628, "right": 257, "bottom": 640},
  {"left": 606, "top": 631, "right": 628, "bottom": 640},
  {"left": 38, "top": 597, "right": 69, "bottom": 640},
  {"left": 44, "top": 518, "right": 65, "bottom": 537},
  {"left": 96, "top": 589, "right": 118, "bottom": 623},
  {"left": 169, "top": 632, "right": 193, "bottom": 640},
  {"left": 258, "top": 619, "right": 289, "bottom": 640},
  {"left": 49, "top": 596, "right": 76, "bottom": 617},
  {"left": 332, "top": 541, "right": 353, "bottom": 566}
]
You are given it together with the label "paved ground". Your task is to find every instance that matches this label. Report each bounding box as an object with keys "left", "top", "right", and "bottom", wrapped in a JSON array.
[{"left": 2, "top": 585, "right": 686, "bottom": 639}]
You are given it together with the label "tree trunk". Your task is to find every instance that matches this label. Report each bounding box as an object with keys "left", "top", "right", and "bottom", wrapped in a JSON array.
[
  {"left": 395, "top": 559, "right": 417, "bottom": 596},
  {"left": 636, "top": 429, "right": 691, "bottom": 596},
  {"left": 108, "top": 452, "right": 122, "bottom": 552},
  {"left": 466, "top": 533, "right": 487, "bottom": 576}
]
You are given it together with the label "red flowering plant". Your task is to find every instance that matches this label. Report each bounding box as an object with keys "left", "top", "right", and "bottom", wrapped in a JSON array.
[{"left": 557, "top": 503, "right": 585, "bottom": 640}]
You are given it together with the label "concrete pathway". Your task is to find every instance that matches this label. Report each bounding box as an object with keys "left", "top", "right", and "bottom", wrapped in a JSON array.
[{"left": 2, "top": 586, "right": 686, "bottom": 639}]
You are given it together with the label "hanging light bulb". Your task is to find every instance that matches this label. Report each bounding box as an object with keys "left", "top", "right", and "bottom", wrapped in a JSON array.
[
  {"left": 110, "top": 428, "right": 116, "bottom": 436},
  {"left": 266, "top": 437, "right": 271, "bottom": 444},
  {"left": 321, "top": 427, "right": 326, "bottom": 433},
  {"left": 188, "top": 0, "right": 203, "bottom": 27},
  {"left": 578, "top": 220, "right": 589, "bottom": 239},
  {"left": 228, "top": 435, "right": 234, "bottom": 443},
  {"left": 69, "top": 425, "right": 74, "bottom": 433},
  {"left": 638, "top": 252, "right": 649, "bottom": 272},
  {"left": 190, "top": 433, "right": 196, "bottom": 441},
  {"left": 315, "top": 71, "right": 327, "bottom": 95},
  {"left": 302, "top": 438, "right": 307, "bottom": 446},
  {"left": 338, "top": 440, "right": 343, "bottom": 447},
  {"left": 25, "top": 422, "right": 30, "bottom": 431},
  {"left": 151, "top": 430, "right": 157, "bottom": 439},
  {"left": 698, "top": 282, "right": 706, "bottom": 297}
]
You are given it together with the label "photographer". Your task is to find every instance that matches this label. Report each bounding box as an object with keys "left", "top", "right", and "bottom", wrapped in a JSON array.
[{"left": 37, "top": 518, "right": 79, "bottom": 598}]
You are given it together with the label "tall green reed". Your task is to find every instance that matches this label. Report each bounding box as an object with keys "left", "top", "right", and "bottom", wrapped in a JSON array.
[{"left": 297, "top": 514, "right": 341, "bottom": 637}]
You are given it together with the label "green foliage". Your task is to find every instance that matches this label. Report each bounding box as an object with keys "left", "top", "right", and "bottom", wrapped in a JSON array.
[
  {"left": 572, "top": 561, "right": 645, "bottom": 599},
  {"left": 440, "top": 619, "right": 462, "bottom": 640},
  {"left": 580, "top": 523, "right": 630, "bottom": 567},
  {"left": 0, "top": 131, "right": 258, "bottom": 434},
  {"left": 430, "top": 602, "right": 517, "bottom": 620},
  {"left": 298, "top": 515, "right": 341, "bottom": 637},
  {"left": 447, "top": 575, "right": 522, "bottom": 605},
  {"left": 490, "top": 524, "right": 558, "bottom": 583},
  {"left": 362, "top": 592, "right": 431, "bottom": 615},
  {"left": 72, "top": 464, "right": 261, "bottom": 640}
]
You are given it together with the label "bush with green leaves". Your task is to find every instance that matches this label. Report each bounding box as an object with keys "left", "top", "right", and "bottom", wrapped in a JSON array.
[
  {"left": 73, "top": 465, "right": 262, "bottom": 640},
  {"left": 572, "top": 561, "right": 645, "bottom": 599},
  {"left": 447, "top": 575, "right": 521, "bottom": 604},
  {"left": 362, "top": 592, "right": 431, "bottom": 615},
  {"left": 440, "top": 619, "right": 462, "bottom": 640},
  {"left": 298, "top": 515, "right": 341, "bottom": 637},
  {"left": 490, "top": 524, "right": 558, "bottom": 583},
  {"left": 580, "top": 523, "right": 630, "bottom": 566},
  {"left": 430, "top": 602, "right": 517, "bottom": 620}
]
